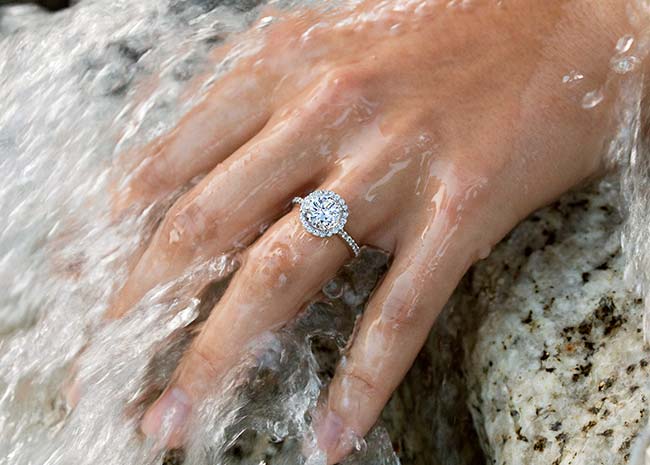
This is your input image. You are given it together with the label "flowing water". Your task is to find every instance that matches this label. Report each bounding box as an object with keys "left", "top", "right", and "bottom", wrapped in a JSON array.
[
  {"left": 2, "top": 1, "right": 650, "bottom": 464},
  {"left": 0, "top": 1, "right": 401, "bottom": 464}
]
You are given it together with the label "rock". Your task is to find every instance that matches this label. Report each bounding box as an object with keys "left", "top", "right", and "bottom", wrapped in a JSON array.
[{"left": 454, "top": 180, "right": 649, "bottom": 465}]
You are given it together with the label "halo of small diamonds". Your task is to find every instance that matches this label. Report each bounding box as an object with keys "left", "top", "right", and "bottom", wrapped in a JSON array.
[{"left": 298, "top": 190, "right": 348, "bottom": 237}]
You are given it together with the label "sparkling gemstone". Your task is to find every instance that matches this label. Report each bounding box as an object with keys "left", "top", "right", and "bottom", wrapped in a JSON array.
[{"left": 299, "top": 190, "right": 348, "bottom": 237}]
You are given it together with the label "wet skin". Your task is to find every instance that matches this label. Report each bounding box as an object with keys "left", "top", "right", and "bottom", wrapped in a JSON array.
[{"left": 102, "top": 0, "right": 638, "bottom": 462}]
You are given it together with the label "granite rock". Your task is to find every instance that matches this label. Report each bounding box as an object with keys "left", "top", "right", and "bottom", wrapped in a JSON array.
[{"left": 454, "top": 180, "right": 649, "bottom": 465}]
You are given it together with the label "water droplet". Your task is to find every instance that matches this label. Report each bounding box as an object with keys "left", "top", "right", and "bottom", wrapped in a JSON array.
[
  {"left": 414, "top": 2, "right": 429, "bottom": 15},
  {"left": 353, "top": 435, "right": 368, "bottom": 453},
  {"left": 270, "top": 420, "right": 288, "bottom": 440},
  {"left": 257, "top": 16, "right": 274, "bottom": 29},
  {"left": 581, "top": 89, "right": 604, "bottom": 109},
  {"left": 616, "top": 34, "right": 635, "bottom": 54},
  {"left": 478, "top": 245, "right": 492, "bottom": 260},
  {"left": 562, "top": 70, "right": 584, "bottom": 85},
  {"left": 168, "top": 226, "right": 181, "bottom": 244},
  {"left": 611, "top": 55, "right": 641, "bottom": 74}
]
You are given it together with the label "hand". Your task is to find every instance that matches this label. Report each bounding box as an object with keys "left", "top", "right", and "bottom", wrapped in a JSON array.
[{"left": 108, "top": 0, "right": 631, "bottom": 462}]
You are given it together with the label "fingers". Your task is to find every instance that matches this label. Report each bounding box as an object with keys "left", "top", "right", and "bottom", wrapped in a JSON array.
[
  {"left": 107, "top": 111, "right": 332, "bottom": 319},
  {"left": 109, "top": 64, "right": 391, "bottom": 319},
  {"left": 140, "top": 178, "right": 397, "bottom": 447},
  {"left": 314, "top": 207, "right": 479, "bottom": 464},
  {"left": 114, "top": 70, "right": 272, "bottom": 211}
]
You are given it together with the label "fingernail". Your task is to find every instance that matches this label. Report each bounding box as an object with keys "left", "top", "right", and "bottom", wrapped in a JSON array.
[
  {"left": 316, "top": 410, "right": 344, "bottom": 453},
  {"left": 141, "top": 387, "right": 191, "bottom": 443}
]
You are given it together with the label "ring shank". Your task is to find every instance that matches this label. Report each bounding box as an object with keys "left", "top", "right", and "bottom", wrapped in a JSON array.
[{"left": 338, "top": 229, "right": 360, "bottom": 257}]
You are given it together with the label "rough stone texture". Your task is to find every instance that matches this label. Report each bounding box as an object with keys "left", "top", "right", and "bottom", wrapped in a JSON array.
[{"left": 454, "top": 181, "right": 649, "bottom": 465}]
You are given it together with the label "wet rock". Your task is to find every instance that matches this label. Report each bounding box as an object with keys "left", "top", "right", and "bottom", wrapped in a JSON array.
[{"left": 457, "top": 181, "right": 649, "bottom": 465}]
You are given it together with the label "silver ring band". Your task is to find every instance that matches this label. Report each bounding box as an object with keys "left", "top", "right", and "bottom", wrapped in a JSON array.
[{"left": 292, "top": 190, "right": 360, "bottom": 257}]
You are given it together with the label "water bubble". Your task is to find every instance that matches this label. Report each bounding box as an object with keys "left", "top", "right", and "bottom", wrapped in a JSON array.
[
  {"left": 270, "top": 420, "right": 288, "bottom": 440},
  {"left": 581, "top": 89, "right": 604, "bottom": 109},
  {"left": 611, "top": 55, "right": 641, "bottom": 74}
]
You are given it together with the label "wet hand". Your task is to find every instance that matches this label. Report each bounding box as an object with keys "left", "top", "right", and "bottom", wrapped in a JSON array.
[{"left": 108, "top": 0, "right": 631, "bottom": 462}]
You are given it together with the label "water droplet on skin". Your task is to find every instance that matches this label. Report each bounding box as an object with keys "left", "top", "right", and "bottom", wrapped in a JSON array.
[
  {"left": 418, "top": 133, "right": 432, "bottom": 145},
  {"left": 259, "top": 222, "right": 271, "bottom": 235},
  {"left": 257, "top": 16, "right": 274, "bottom": 29},
  {"left": 275, "top": 272, "right": 288, "bottom": 289},
  {"left": 389, "top": 23, "right": 402, "bottom": 35},
  {"left": 169, "top": 227, "right": 181, "bottom": 244},
  {"left": 582, "top": 89, "right": 604, "bottom": 109},
  {"left": 301, "top": 21, "right": 331, "bottom": 45},
  {"left": 611, "top": 55, "right": 641, "bottom": 74},
  {"left": 616, "top": 34, "right": 635, "bottom": 54},
  {"left": 446, "top": 0, "right": 474, "bottom": 10},
  {"left": 353, "top": 435, "right": 368, "bottom": 453},
  {"left": 478, "top": 245, "right": 492, "bottom": 260},
  {"left": 562, "top": 70, "right": 584, "bottom": 85}
]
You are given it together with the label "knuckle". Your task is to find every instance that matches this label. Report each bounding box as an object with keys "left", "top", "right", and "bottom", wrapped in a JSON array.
[
  {"left": 381, "top": 289, "right": 420, "bottom": 330},
  {"left": 338, "top": 364, "right": 386, "bottom": 405},
  {"left": 315, "top": 66, "right": 371, "bottom": 106},
  {"left": 324, "top": 67, "right": 365, "bottom": 91},
  {"left": 245, "top": 239, "right": 297, "bottom": 293},
  {"left": 185, "top": 343, "right": 223, "bottom": 380},
  {"left": 428, "top": 166, "right": 488, "bottom": 227},
  {"left": 158, "top": 199, "right": 212, "bottom": 251}
]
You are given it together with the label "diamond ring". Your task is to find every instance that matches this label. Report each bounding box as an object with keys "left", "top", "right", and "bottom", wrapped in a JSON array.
[{"left": 292, "top": 190, "right": 360, "bottom": 257}]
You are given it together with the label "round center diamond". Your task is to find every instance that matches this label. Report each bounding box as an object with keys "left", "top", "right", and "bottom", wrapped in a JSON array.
[{"left": 299, "top": 190, "right": 348, "bottom": 237}]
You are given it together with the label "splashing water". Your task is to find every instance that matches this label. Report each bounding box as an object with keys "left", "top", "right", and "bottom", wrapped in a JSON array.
[
  {"left": 607, "top": 3, "right": 650, "bottom": 341},
  {"left": 0, "top": 1, "right": 400, "bottom": 464},
  {"left": 606, "top": 2, "right": 650, "bottom": 464}
]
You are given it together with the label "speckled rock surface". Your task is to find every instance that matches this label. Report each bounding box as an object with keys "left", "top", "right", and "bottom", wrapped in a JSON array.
[{"left": 458, "top": 181, "right": 649, "bottom": 465}]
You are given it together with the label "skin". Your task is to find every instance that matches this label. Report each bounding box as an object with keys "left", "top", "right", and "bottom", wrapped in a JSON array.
[{"left": 100, "top": 0, "right": 639, "bottom": 462}]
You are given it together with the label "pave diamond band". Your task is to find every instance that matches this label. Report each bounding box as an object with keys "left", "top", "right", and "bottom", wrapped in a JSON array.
[{"left": 292, "top": 190, "right": 360, "bottom": 257}]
